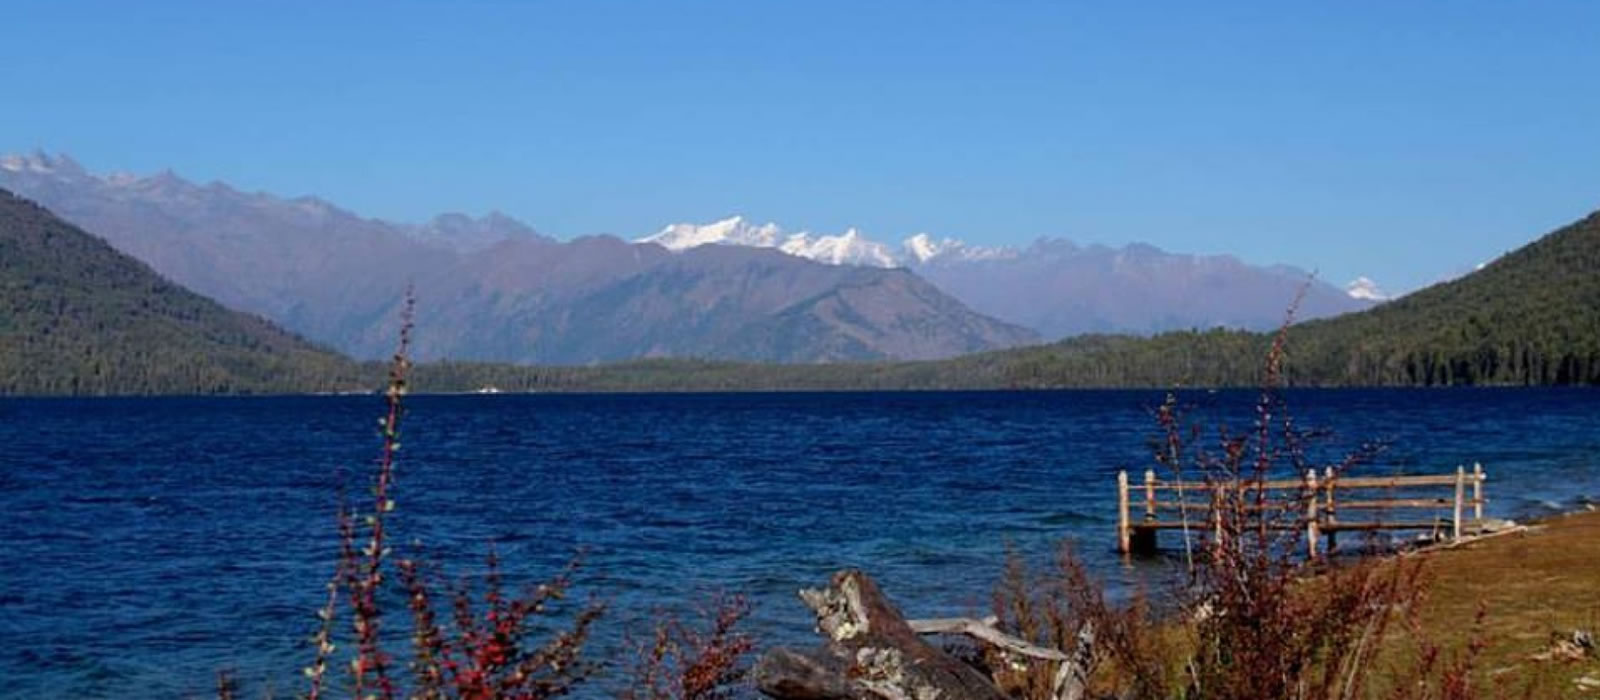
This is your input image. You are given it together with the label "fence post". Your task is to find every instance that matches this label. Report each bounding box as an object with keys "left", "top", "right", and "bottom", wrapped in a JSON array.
[
  {"left": 1323, "top": 466, "right": 1338, "bottom": 552},
  {"left": 1473, "top": 462, "right": 1484, "bottom": 521},
  {"left": 1211, "top": 496, "right": 1223, "bottom": 554},
  {"left": 1117, "top": 470, "right": 1131, "bottom": 554},
  {"left": 1144, "top": 469, "right": 1157, "bottom": 522},
  {"left": 1306, "top": 468, "right": 1320, "bottom": 558},
  {"left": 1453, "top": 465, "right": 1466, "bottom": 541}
]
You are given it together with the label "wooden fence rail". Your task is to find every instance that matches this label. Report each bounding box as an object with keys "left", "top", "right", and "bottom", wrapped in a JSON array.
[{"left": 1116, "top": 463, "right": 1488, "bottom": 556}]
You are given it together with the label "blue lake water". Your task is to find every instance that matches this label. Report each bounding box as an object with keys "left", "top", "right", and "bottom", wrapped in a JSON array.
[{"left": 2, "top": 388, "right": 1597, "bottom": 698}]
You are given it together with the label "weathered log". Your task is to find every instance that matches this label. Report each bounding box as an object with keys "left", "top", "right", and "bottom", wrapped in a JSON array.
[
  {"left": 755, "top": 570, "right": 1007, "bottom": 700},
  {"left": 1051, "top": 621, "right": 1095, "bottom": 700},
  {"left": 909, "top": 617, "right": 1095, "bottom": 700},
  {"left": 907, "top": 617, "right": 1070, "bottom": 662},
  {"left": 751, "top": 647, "right": 855, "bottom": 700}
]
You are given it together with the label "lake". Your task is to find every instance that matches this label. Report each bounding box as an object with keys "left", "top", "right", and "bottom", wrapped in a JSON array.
[{"left": 2, "top": 388, "right": 1596, "bottom": 698}]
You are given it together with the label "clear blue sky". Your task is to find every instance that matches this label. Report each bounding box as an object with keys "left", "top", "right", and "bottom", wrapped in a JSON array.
[{"left": 4, "top": 1, "right": 1598, "bottom": 292}]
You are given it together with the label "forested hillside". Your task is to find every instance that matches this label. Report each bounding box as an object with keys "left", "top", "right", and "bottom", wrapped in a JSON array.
[
  {"left": 937, "top": 202, "right": 1599, "bottom": 388},
  {"left": 1287, "top": 209, "right": 1600, "bottom": 385},
  {"left": 0, "top": 189, "right": 365, "bottom": 394}
]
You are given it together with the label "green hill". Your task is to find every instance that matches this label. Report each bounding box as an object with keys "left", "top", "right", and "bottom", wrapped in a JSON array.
[
  {"left": 1286, "top": 209, "right": 1600, "bottom": 385},
  {"left": 408, "top": 209, "right": 1600, "bottom": 391},
  {"left": 0, "top": 189, "right": 366, "bottom": 395}
]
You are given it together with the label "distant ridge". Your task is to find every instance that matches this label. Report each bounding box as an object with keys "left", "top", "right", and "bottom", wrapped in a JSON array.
[
  {"left": 4, "top": 153, "right": 1371, "bottom": 354},
  {"left": 408, "top": 208, "right": 1600, "bottom": 391},
  {"left": 913, "top": 207, "right": 1600, "bottom": 388},
  {"left": 0, "top": 188, "right": 363, "bottom": 395},
  {"left": 642, "top": 214, "right": 1373, "bottom": 338},
  {"left": 7, "top": 188, "right": 1592, "bottom": 394},
  {"left": 7, "top": 152, "right": 1585, "bottom": 391}
]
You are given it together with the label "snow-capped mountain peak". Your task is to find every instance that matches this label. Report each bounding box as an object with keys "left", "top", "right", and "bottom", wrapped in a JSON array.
[
  {"left": 780, "top": 227, "right": 900, "bottom": 267},
  {"left": 904, "top": 232, "right": 942, "bottom": 262},
  {"left": 641, "top": 215, "right": 784, "bottom": 251},
  {"left": 640, "top": 216, "right": 1017, "bottom": 268},
  {"left": 642, "top": 217, "right": 897, "bottom": 266},
  {"left": 901, "top": 233, "right": 1016, "bottom": 264},
  {"left": 0, "top": 151, "right": 87, "bottom": 177},
  {"left": 1345, "top": 277, "right": 1390, "bottom": 301}
]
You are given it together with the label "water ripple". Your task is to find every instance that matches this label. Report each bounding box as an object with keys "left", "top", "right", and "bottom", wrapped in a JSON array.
[{"left": 0, "top": 388, "right": 1596, "bottom": 697}]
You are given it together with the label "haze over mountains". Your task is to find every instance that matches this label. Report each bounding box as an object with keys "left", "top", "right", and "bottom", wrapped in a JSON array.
[
  {"left": 5, "top": 170, "right": 1593, "bottom": 396},
  {"left": 643, "top": 217, "right": 1373, "bottom": 338},
  {"left": 1, "top": 151, "right": 1371, "bottom": 362},
  {"left": 0, "top": 153, "right": 1034, "bottom": 363},
  {"left": 423, "top": 206, "right": 1600, "bottom": 392}
]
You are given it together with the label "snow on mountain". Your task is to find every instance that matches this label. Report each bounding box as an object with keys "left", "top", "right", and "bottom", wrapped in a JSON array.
[
  {"left": 779, "top": 228, "right": 900, "bottom": 267},
  {"left": 903, "top": 233, "right": 943, "bottom": 262},
  {"left": 902, "top": 233, "right": 1016, "bottom": 264},
  {"left": 641, "top": 216, "right": 1014, "bottom": 267},
  {"left": 642, "top": 216, "right": 785, "bottom": 250},
  {"left": 1345, "top": 277, "right": 1391, "bottom": 301},
  {"left": 1, "top": 151, "right": 76, "bottom": 174},
  {"left": 641, "top": 218, "right": 1375, "bottom": 338}
]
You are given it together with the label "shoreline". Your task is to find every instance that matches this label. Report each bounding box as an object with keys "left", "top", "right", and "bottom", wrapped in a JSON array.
[{"left": 3, "top": 384, "right": 1597, "bottom": 400}]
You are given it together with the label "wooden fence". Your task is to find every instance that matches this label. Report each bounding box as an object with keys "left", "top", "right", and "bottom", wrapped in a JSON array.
[{"left": 1115, "top": 463, "right": 1487, "bottom": 556}]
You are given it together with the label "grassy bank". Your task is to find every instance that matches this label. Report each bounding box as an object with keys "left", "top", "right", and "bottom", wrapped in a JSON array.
[{"left": 1401, "top": 510, "right": 1600, "bottom": 695}]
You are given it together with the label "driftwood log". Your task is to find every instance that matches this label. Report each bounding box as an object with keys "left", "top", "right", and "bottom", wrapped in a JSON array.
[{"left": 754, "top": 570, "right": 1093, "bottom": 700}]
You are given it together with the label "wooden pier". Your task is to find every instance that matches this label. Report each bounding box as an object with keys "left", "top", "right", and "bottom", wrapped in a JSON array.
[{"left": 1116, "top": 463, "right": 1489, "bottom": 556}]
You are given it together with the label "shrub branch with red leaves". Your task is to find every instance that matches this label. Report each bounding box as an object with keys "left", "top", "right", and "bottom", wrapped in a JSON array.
[
  {"left": 623, "top": 593, "right": 756, "bottom": 700},
  {"left": 287, "top": 290, "right": 603, "bottom": 700}
]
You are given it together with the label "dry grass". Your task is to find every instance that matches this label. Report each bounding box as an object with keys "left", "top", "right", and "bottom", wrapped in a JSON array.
[
  {"left": 1384, "top": 511, "right": 1600, "bottom": 697},
  {"left": 993, "top": 515, "right": 1600, "bottom": 699},
  {"left": 1156, "top": 512, "right": 1600, "bottom": 697}
]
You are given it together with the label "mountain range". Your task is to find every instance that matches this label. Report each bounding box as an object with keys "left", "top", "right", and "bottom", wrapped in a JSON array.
[
  {"left": 641, "top": 215, "right": 1015, "bottom": 267},
  {"left": 0, "top": 153, "right": 1033, "bottom": 363},
  {"left": 416, "top": 205, "right": 1600, "bottom": 392},
  {"left": 1, "top": 151, "right": 1370, "bottom": 362},
  {"left": 3, "top": 164, "right": 1594, "bottom": 394},
  {"left": 642, "top": 216, "right": 1373, "bottom": 338}
]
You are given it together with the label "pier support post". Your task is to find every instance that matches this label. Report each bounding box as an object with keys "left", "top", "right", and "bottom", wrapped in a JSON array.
[
  {"left": 1129, "top": 469, "right": 1159, "bottom": 554},
  {"left": 1116, "top": 471, "right": 1131, "bottom": 554},
  {"left": 1129, "top": 527, "right": 1158, "bottom": 554}
]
